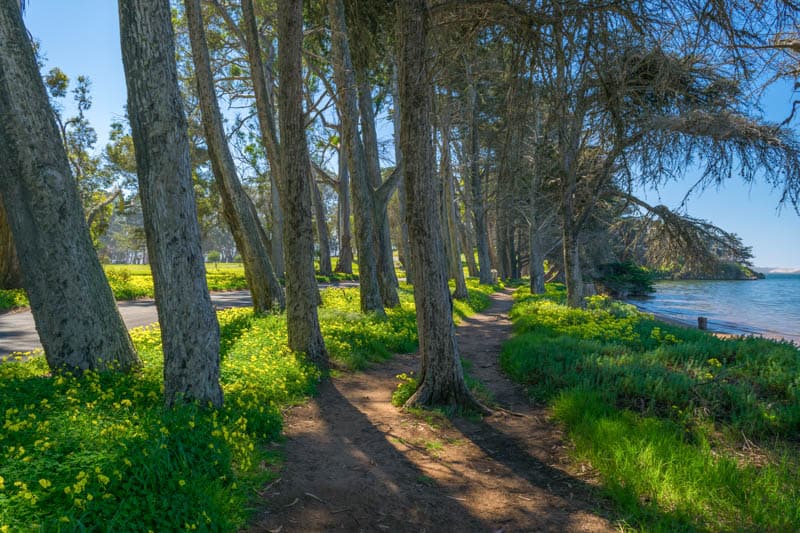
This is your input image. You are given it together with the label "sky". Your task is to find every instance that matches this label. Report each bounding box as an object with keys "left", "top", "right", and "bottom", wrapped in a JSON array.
[{"left": 23, "top": 1, "right": 800, "bottom": 268}]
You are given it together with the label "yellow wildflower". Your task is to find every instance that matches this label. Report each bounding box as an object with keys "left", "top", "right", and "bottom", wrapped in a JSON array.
[{"left": 38, "top": 478, "right": 51, "bottom": 489}]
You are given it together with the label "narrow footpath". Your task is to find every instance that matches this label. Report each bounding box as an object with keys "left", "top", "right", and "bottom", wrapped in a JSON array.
[{"left": 249, "top": 290, "right": 614, "bottom": 532}]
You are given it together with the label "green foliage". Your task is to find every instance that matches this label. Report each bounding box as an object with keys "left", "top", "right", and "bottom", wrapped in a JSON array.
[
  {"left": 594, "top": 261, "right": 655, "bottom": 298},
  {"left": 0, "top": 289, "right": 28, "bottom": 310},
  {"left": 0, "top": 308, "right": 318, "bottom": 531},
  {"left": 391, "top": 372, "right": 418, "bottom": 407},
  {"left": 502, "top": 284, "right": 800, "bottom": 530}
]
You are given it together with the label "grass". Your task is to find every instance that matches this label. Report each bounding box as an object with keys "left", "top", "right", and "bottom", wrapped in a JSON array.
[
  {"left": 501, "top": 283, "right": 800, "bottom": 531},
  {"left": 0, "top": 279, "right": 497, "bottom": 530},
  {"left": 0, "top": 263, "right": 363, "bottom": 311}
]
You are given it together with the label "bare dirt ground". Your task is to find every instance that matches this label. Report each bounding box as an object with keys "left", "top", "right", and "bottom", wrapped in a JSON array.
[{"left": 248, "top": 290, "right": 615, "bottom": 532}]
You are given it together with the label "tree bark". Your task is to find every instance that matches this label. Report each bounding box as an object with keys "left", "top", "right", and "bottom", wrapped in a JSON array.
[
  {"left": 269, "top": 173, "right": 285, "bottom": 277},
  {"left": 241, "top": 0, "right": 286, "bottom": 282},
  {"left": 0, "top": 2, "right": 139, "bottom": 373},
  {"left": 276, "top": 0, "right": 328, "bottom": 367},
  {"left": 391, "top": 61, "right": 412, "bottom": 285},
  {"left": 0, "top": 198, "right": 22, "bottom": 289},
  {"left": 119, "top": 0, "right": 221, "bottom": 406},
  {"left": 327, "top": 0, "right": 383, "bottom": 315},
  {"left": 311, "top": 175, "right": 333, "bottom": 276},
  {"left": 465, "top": 72, "right": 493, "bottom": 285},
  {"left": 530, "top": 221, "right": 546, "bottom": 294},
  {"left": 359, "top": 81, "right": 400, "bottom": 307},
  {"left": 439, "top": 101, "right": 468, "bottom": 300},
  {"left": 184, "top": 0, "right": 284, "bottom": 313},
  {"left": 396, "top": 0, "right": 484, "bottom": 412},
  {"left": 334, "top": 142, "right": 354, "bottom": 273}
]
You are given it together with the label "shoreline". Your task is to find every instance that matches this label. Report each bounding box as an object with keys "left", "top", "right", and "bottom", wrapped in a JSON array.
[{"left": 627, "top": 301, "right": 799, "bottom": 346}]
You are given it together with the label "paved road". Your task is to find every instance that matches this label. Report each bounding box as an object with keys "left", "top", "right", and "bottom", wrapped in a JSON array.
[{"left": 0, "top": 284, "right": 357, "bottom": 357}]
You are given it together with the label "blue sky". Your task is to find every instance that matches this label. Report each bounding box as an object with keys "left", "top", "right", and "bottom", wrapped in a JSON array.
[{"left": 23, "top": 1, "right": 800, "bottom": 268}]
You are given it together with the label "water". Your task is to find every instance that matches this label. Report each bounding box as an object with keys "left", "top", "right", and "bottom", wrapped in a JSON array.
[{"left": 629, "top": 274, "right": 800, "bottom": 344}]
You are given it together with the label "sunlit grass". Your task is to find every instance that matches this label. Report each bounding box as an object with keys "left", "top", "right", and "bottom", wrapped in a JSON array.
[
  {"left": 0, "top": 281, "right": 496, "bottom": 530},
  {"left": 502, "top": 283, "right": 800, "bottom": 531}
]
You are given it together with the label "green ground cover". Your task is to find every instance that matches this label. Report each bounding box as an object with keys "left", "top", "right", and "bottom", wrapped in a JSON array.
[
  {"left": 502, "top": 284, "right": 800, "bottom": 531},
  {"left": 0, "top": 281, "right": 493, "bottom": 530},
  {"left": 0, "top": 263, "right": 363, "bottom": 311}
]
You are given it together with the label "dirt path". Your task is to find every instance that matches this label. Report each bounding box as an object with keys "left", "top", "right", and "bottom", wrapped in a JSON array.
[{"left": 249, "top": 290, "right": 613, "bottom": 532}]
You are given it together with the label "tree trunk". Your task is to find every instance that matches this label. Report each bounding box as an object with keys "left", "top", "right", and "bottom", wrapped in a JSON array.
[
  {"left": 311, "top": 176, "right": 332, "bottom": 276},
  {"left": 562, "top": 221, "right": 584, "bottom": 307},
  {"left": 391, "top": 62, "right": 412, "bottom": 285},
  {"left": 184, "top": 0, "right": 284, "bottom": 313},
  {"left": 242, "top": 0, "right": 287, "bottom": 283},
  {"left": 119, "top": 0, "right": 221, "bottom": 406},
  {"left": 0, "top": 2, "right": 139, "bottom": 373},
  {"left": 439, "top": 101, "right": 468, "bottom": 300},
  {"left": 358, "top": 80, "right": 400, "bottom": 307},
  {"left": 327, "top": 0, "right": 383, "bottom": 315},
  {"left": 276, "top": 0, "right": 328, "bottom": 367},
  {"left": 466, "top": 76, "right": 493, "bottom": 285},
  {"left": 0, "top": 198, "right": 22, "bottom": 289},
  {"left": 269, "top": 173, "right": 286, "bottom": 277},
  {"left": 529, "top": 221, "right": 546, "bottom": 294},
  {"left": 334, "top": 142, "right": 354, "bottom": 273},
  {"left": 396, "top": 0, "right": 484, "bottom": 412}
]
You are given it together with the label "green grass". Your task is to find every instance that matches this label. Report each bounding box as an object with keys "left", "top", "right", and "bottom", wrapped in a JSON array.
[
  {"left": 0, "top": 263, "right": 363, "bottom": 311},
  {"left": 501, "top": 283, "right": 800, "bottom": 531},
  {"left": 0, "top": 281, "right": 496, "bottom": 531}
]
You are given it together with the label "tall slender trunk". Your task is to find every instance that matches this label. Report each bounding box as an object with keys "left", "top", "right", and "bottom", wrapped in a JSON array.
[
  {"left": 439, "top": 101, "right": 468, "bottom": 300},
  {"left": 334, "top": 142, "right": 354, "bottom": 273},
  {"left": 358, "top": 80, "right": 400, "bottom": 307},
  {"left": 0, "top": 2, "right": 139, "bottom": 373},
  {"left": 270, "top": 173, "right": 285, "bottom": 277},
  {"left": 328, "top": 0, "right": 383, "bottom": 315},
  {"left": 562, "top": 216, "right": 584, "bottom": 307},
  {"left": 396, "top": 0, "right": 483, "bottom": 412},
  {"left": 0, "top": 198, "right": 22, "bottom": 289},
  {"left": 530, "top": 222, "right": 546, "bottom": 294},
  {"left": 311, "top": 176, "right": 332, "bottom": 276},
  {"left": 119, "top": 0, "right": 220, "bottom": 406},
  {"left": 276, "top": 0, "right": 328, "bottom": 366},
  {"left": 459, "top": 169, "right": 480, "bottom": 277},
  {"left": 465, "top": 76, "right": 492, "bottom": 285},
  {"left": 391, "top": 62, "right": 412, "bottom": 285},
  {"left": 184, "top": 0, "right": 284, "bottom": 313}
]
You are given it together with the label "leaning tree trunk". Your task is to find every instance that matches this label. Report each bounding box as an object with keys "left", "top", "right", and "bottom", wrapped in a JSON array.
[
  {"left": 276, "top": 0, "right": 328, "bottom": 367},
  {"left": 119, "top": 0, "right": 222, "bottom": 407},
  {"left": 529, "top": 221, "right": 546, "bottom": 294},
  {"left": 184, "top": 0, "right": 284, "bottom": 313},
  {"left": 359, "top": 80, "right": 400, "bottom": 308},
  {"left": 0, "top": 2, "right": 139, "bottom": 373},
  {"left": 335, "top": 142, "right": 354, "bottom": 273},
  {"left": 0, "top": 198, "right": 22, "bottom": 289},
  {"left": 396, "top": 0, "right": 484, "bottom": 412},
  {"left": 328, "top": 0, "right": 383, "bottom": 315},
  {"left": 311, "top": 176, "right": 333, "bottom": 276}
]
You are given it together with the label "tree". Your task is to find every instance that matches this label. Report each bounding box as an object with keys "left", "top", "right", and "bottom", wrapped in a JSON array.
[
  {"left": 119, "top": 0, "right": 222, "bottom": 407},
  {"left": 0, "top": 0, "right": 140, "bottom": 373},
  {"left": 328, "top": 0, "right": 385, "bottom": 314},
  {"left": 276, "top": 0, "right": 328, "bottom": 367},
  {"left": 184, "top": 0, "right": 284, "bottom": 313},
  {"left": 396, "top": 0, "right": 484, "bottom": 412}
]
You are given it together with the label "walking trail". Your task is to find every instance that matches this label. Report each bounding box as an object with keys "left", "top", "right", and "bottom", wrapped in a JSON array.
[{"left": 248, "top": 290, "right": 614, "bottom": 532}]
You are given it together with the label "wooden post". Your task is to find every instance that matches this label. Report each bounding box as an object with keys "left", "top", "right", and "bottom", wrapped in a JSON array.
[{"left": 698, "top": 316, "right": 708, "bottom": 330}]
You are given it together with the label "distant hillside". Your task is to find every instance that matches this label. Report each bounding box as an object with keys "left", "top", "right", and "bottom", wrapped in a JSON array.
[{"left": 754, "top": 267, "right": 800, "bottom": 274}]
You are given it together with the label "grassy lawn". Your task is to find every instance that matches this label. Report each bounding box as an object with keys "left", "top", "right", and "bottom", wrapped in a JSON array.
[
  {"left": 502, "top": 284, "right": 800, "bottom": 531},
  {"left": 0, "top": 280, "right": 494, "bottom": 530},
  {"left": 0, "top": 263, "right": 364, "bottom": 311}
]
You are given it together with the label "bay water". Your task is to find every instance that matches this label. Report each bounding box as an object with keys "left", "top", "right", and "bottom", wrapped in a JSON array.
[{"left": 629, "top": 274, "right": 800, "bottom": 344}]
